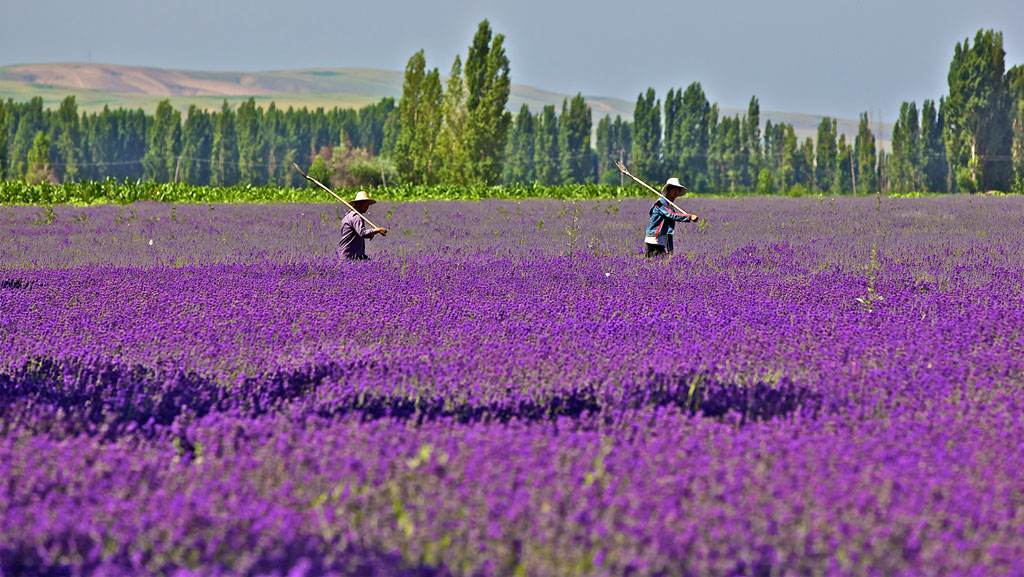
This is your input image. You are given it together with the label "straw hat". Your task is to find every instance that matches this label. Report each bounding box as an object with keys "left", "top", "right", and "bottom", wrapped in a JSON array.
[
  {"left": 663, "top": 177, "right": 688, "bottom": 193},
  {"left": 350, "top": 190, "right": 376, "bottom": 206}
]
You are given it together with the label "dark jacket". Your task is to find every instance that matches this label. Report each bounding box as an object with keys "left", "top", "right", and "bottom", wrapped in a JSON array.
[
  {"left": 645, "top": 198, "right": 696, "bottom": 244},
  {"left": 337, "top": 211, "right": 376, "bottom": 259}
]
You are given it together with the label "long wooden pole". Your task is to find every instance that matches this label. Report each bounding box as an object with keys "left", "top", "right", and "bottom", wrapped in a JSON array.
[
  {"left": 615, "top": 160, "right": 693, "bottom": 215},
  {"left": 292, "top": 162, "right": 381, "bottom": 230}
]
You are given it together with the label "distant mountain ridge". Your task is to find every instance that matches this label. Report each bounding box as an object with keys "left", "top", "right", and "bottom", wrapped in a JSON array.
[{"left": 0, "top": 62, "right": 891, "bottom": 144}]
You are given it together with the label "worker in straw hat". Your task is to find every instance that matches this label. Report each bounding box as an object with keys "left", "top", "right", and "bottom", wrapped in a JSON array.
[
  {"left": 337, "top": 190, "right": 388, "bottom": 260},
  {"left": 644, "top": 177, "right": 698, "bottom": 257}
]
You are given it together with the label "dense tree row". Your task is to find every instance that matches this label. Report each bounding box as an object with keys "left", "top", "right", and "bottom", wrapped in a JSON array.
[
  {"left": 388, "top": 19, "right": 881, "bottom": 193},
  {"left": 886, "top": 30, "right": 1024, "bottom": 192},
  {"left": 0, "top": 95, "right": 396, "bottom": 186},
  {"left": 2, "top": 26, "right": 1023, "bottom": 192}
]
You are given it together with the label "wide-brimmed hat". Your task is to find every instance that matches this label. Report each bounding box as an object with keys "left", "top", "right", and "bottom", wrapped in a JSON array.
[
  {"left": 350, "top": 190, "right": 376, "bottom": 206},
  {"left": 663, "top": 177, "right": 688, "bottom": 193}
]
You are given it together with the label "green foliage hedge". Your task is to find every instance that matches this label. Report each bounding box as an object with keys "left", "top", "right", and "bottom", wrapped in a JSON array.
[{"left": 0, "top": 179, "right": 654, "bottom": 204}]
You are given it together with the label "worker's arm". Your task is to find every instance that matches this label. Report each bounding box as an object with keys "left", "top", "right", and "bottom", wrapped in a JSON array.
[
  {"left": 656, "top": 205, "right": 699, "bottom": 222},
  {"left": 352, "top": 216, "right": 388, "bottom": 238}
]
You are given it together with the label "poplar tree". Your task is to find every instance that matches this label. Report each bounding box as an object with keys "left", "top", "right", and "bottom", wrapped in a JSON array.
[
  {"left": 54, "top": 96, "right": 80, "bottom": 182},
  {"left": 1015, "top": 99, "right": 1024, "bottom": 192},
  {"left": 10, "top": 97, "right": 44, "bottom": 178},
  {"left": 835, "top": 135, "right": 853, "bottom": 193},
  {"left": 662, "top": 88, "right": 681, "bottom": 176},
  {"left": 0, "top": 100, "right": 7, "bottom": 179},
  {"left": 559, "top": 94, "right": 595, "bottom": 183},
  {"left": 921, "top": 99, "right": 948, "bottom": 192},
  {"left": 463, "top": 20, "right": 511, "bottom": 184},
  {"left": 142, "top": 100, "right": 181, "bottom": 182},
  {"left": 181, "top": 105, "right": 213, "bottom": 185},
  {"left": 944, "top": 30, "right": 1013, "bottom": 191},
  {"left": 815, "top": 117, "right": 838, "bottom": 192},
  {"left": 236, "top": 98, "right": 264, "bottom": 184},
  {"left": 890, "top": 102, "right": 923, "bottom": 192},
  {"left": 709, "top": 116, "right": 739, "bottom": 192},
  {"left": 211, "top": 101, "right": 238, "bottom": 186},
  {"left": 438, "top": 56, "right": 471, "bottom": 184},
  {"left": 25, "top": 131, "right": 54, "bottom": 184},
  {"left": 780, "top": 124, "right": 798, "bottom": 191},
  {"left": 632, "top": 88, "right": 662, "bottom": 181},
  {"left": 798, "top": 137, "right": 815, "bottom": 191},
  {"left": 679, "top": 82, "right": 711, "bottom": 191},
  {"left": 502, "top": 104, "right": 535, "bottom": 184},
  {"left": 595, "top": 115, "right": 632, "bottom": 184},
  {"left": 394, "top": 50, "right": 443, "bottom": 184},
  {"left": 261, "top": 103, "right": 287, "bottom": 185},
  {"left": 1008, "top": 65, "right": 1024, "bottom": 191},
  {"left": 745, "top": 96, "right": 762, "bottom": 187},
  {"left": 854, "top": 113, "right": 878, "bottom": 193},
  {"left": 533, "top": 105, "right": 559, "bottom": 185}
]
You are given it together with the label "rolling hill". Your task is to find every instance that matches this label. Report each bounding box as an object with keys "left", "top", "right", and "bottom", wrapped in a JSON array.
[{"left": 0, "top": 63, "right": 891, "bottom": 144}]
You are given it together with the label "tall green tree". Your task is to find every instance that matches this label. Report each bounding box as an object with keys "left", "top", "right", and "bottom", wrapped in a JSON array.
[
  {"left": 142, "top": 100, "right": 181, "bottom": 181},
  {"left": 559, "top": 94, "right": 595, "bottom": 183},
  {"left": 815, "top": 117, "right": 838, "bottom": 192},
  {"left": 180, "top": 105, "right": 213, "bottom": 185},
  {"left": 779, "top": 124, "right": 799, "bottom": 191},
  {"left": 533, "top": 105, "right": 559, "bottom": 185},
  {"left": 261, "top": 103, "right": 288, "bottom": 185},
  {"left": 463, "top": 20, "right": 512, "bottom": 184},
  {"left": 438, "top": 55, "right": 471, "bottom": 184},
  {"left": 0, "top": 100, "right": 8, "bottom": 179},
  {"left": 503, "top": 104, "right": 535, "bottom": 184},
  {"left": 211, "top": 101, "right": 238, "bottom": 186},
  {"left": 796, "top": 137, "right": 815, "bottom": 190},
  {"left": 890, "top": 101, "right": 923, "bottom": 192},
  {"left": 54, "top": 96, "right": 81, "bottom": 182},
  {"left": 662, "top": 88, "right": 682, "bottom": 176},
  {"left": 25, "top": 131, "right": 54, "bottom": 184},
  {"left": 854, "top": 113, "right": 878, "bottom": 193},
  {"left": 9, "top": 97, "right": 44, "bottom": 178},
  {"left": 1006, "top": 65, "right": 1024, "bottom": 191},
  {"left": 678, "top": 82, "right": 711, "bottom": 191},
  {"left": 236, "top": 98, "right": 265, "bottom": 184},
  {"left": 394, "top": 50, "right": 443, "bottom": 184},
  {"left": 920, "top": 99, "right": 948, "bottom": 192},
  {"left": 596, "top": 115, "right": 632, "bottom": 185},
  {"left": 835, "top": 135, "right": 854, "bottom": 193},
  {"left": 1014, "top": 99, "right": 1024, "bottom": 192},
  {"left": 356, "top": 98, "right": 396, "bottom": 155},
  {"left": 745, "top": 96, "right": 762, "bottom": 187},
  {"left": 632, "top": 88, "right": 662, "bottom": 181},
  {"left": 944, "top": 29, "right": 1014, "bottom": 191},
  {"left": 709, "top": 116, "right": 743, "bottom": 192}
]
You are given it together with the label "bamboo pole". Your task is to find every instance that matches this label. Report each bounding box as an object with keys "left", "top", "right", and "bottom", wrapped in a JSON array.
[
  {"left": 292, "top": 162, "right": 381, "bottom": 230},
  {"left": 614, "top": 160, "right": 695, "bottom": 216}
]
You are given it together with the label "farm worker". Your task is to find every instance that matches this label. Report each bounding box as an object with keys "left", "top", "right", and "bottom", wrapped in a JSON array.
[
  {"left": 337, "top": 190, "right": 388, "bottom": 260},
  {"left": 644, "top": 177, "right": 698, "bottom": 257}
]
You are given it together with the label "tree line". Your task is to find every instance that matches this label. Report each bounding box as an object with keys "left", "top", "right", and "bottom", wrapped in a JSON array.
[
  {"left": 0, "top": 96, "right": 397, "bottom": 187},
  {"left": 1, "top": 25, "right": 1022, "bottom": 193}
]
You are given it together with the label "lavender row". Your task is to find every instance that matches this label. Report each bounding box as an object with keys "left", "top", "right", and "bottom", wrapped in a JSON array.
[
  {"left": 2, "top": 197, "right": 1023, "bottom": 576},
  {"left": 4, "top": 406, "right": 1023, "bottom": 576}
]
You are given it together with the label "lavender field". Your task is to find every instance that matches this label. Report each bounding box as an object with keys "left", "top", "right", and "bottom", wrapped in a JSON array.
[{"left": 2, "top": 196, "right": 1024, "bottom": 577}]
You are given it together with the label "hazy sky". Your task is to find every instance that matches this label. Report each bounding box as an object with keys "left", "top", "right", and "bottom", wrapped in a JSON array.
[{"left": 2, "top": 0, "right": 1022, "bottom": 120}]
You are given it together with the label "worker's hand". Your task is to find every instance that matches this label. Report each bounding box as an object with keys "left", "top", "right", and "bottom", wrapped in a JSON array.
[
  {"left": 689, "top": 214, "right": 699, "bottom": 222},
  {"left": 374, "top": 227, "right": 389, "bottom": 236}
]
